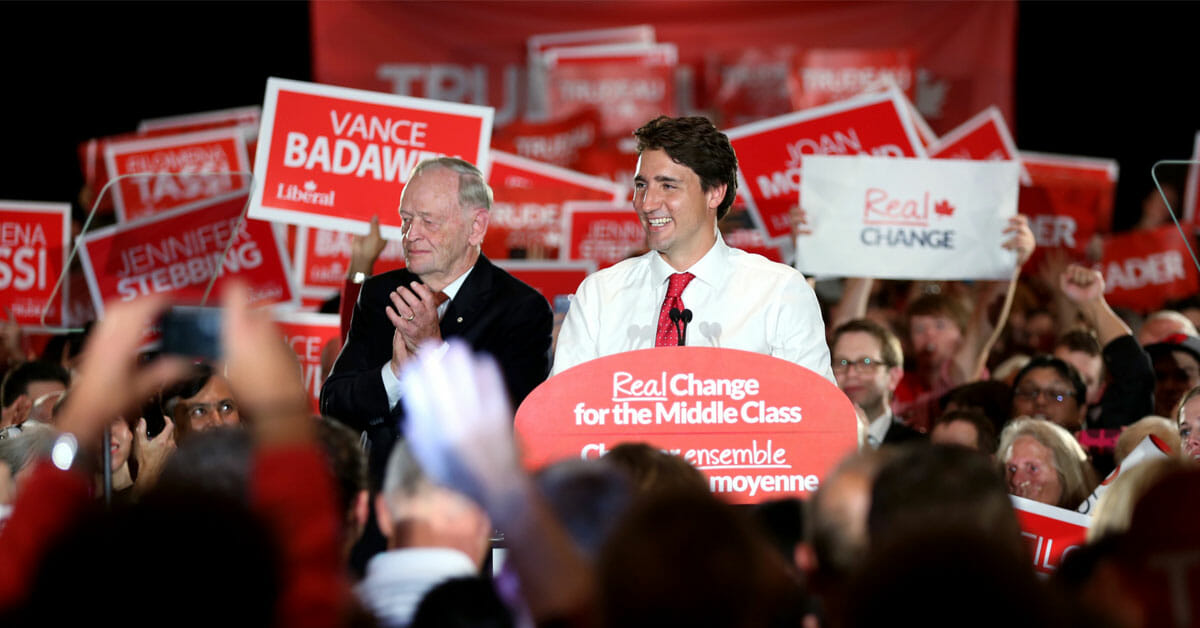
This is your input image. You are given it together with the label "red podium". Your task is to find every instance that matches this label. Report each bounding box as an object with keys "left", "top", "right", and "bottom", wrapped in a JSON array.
[{"left": 515, "top": 347, "right": 857, "bottom": 504}]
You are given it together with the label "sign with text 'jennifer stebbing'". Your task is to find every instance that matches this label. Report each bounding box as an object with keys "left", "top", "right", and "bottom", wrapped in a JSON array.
[
  {"left": 249, "top": 78, "right": 494, "bottom": 240},
  {"left": 515, "top": 347, "right": 857, "bottom": 504}
]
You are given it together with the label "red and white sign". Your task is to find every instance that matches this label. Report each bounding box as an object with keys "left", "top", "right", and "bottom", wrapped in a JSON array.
[
  {"left": 137, "top": 106, "right": 261, "bottom": 136},
  {"left": 560, "top": 201, "right": 645, "bottom": 270},
  {"left": 486, "top": 150, "right": 625, "bottom": 260},
  {"left": 788, "top": 48, "right": 918, "bottom": 111},
  {"left": 706, "top": 47, "right": 796, "bottom": 128},
  {"left": 1011, "top": 495, "right": 1091, "bottom": 575},
  {"left": 0, "top": 201, "right": 70, "bottom": 330},
  {"left": 104, "top": 128, "right": 252, "bottom": 223},
  {"left": 726, "top": 89, "right": 927, "bottom": 242},
  {"left": 495, "top": 260, "right": 596, "bottom": 308},
  {"left": 928, "top": 106, "right": 1029, "bottom": 184},
  {"left": 249, "top": 78, "right": 494, "bottom": 239},
  {"left": 1077, "top": 434, "right": 1171, "bottom": 515},
  {"left": 77, "top": 192, "right": 296, "bottom": 317},
  {"left": 492, "top": 107, "right": 603, "bottom": 170},
  {"left": 527, "top": 25, "right": 657, "bottom": 121},
  {"left": 1100, "top": 224, "right": 1200, "bottom": 313},
  {"left": 292, "top": 226, "right": 407, "bottom": 299},
  {"left": 274, "top": 311, "right": 341, "bottom": 413},
  {"left": 543, "top": 43, "right": 677, "bottom": 139},
  {"left": 515, "top": 347, "right": 858, "bottom": 504},
  {"left": 797, "top": 156, "right": 1019, "bottom": 280},
  {"left": 1018, "top": 151, "right": 1119, "bottom": 271}
]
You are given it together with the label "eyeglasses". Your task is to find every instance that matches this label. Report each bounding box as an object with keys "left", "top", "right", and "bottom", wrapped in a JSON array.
[
  {"left": 832, "top": 357, "right": 890, "bottom": 374},
  {"left": 1013, "top": 387, "right": 1075, "bottom": 404}
]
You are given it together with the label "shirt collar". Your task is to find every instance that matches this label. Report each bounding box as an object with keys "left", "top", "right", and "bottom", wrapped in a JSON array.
[
  {"left": 441, "top": 265, "right": 473, "bottom": 301},
  {"left": 867, "top": 412, "right": 892, "bottom": 450},
  {"left": 648, "top": 231, "right": 731, "bottom": 290}
]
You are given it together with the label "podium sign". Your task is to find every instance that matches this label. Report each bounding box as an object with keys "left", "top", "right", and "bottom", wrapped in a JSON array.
[{"left": 515, "top": 347, "right": 857, "bottom": 504}]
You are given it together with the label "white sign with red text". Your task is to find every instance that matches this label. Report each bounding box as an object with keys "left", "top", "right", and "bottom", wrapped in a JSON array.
[
  {"left": 249, "top": 78, "right": 494, "bottom": 239},
  {"left": 77, "top": 192, "right": 296, "bottom": 317},
  {"left": 104, "top": 127, "right": 252, "bottom": 223},
  {"left": 726, "top": 88, "right": 926, "bottom": 242},
  {"left": 796, "top": 156, "right": 1018, "bottom": 279},
  {"left": 1012, "top": 495, "right": 1091, "bottom": 575},
  {"left": 274, "top": 311, "right": 341, "bottom": 413},
  {"left": 1078, "top": 435, "right": 1171, "bottom": 515},
  {"left": 0, "top": 201, "right": 70, "bottom": 330}
]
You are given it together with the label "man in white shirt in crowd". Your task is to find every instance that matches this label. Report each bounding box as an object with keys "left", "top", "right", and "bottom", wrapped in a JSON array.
[
  {"left": 829, "top": 319, "right": 923, "bottom": 448},
  {"left": 552, "top": 115, "right": 832, "bottom": 381}
]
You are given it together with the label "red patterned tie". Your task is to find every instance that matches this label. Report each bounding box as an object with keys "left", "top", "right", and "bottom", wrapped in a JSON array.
[{"left": 655, "top": 272, "right": 695, "bottom": 347}]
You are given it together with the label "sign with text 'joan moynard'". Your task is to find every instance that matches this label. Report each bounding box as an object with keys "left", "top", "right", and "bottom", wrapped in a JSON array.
[
  {"left": 249, "top": 78, "right": 494, "bottom": 240},
  {"left": 514, "top": 347, "right": 858, "bottom": 504},
  {"left": 796, "top": 155, "right": 1019, "bottom": 280}
]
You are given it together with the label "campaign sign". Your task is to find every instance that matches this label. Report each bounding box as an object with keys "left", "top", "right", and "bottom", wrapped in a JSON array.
[
  {"left": 543, "top": 43, "right": 677, "bottom": 139},
  {"left": 1011, "top": 495, "right": 1090, "bottom": 575},
  {"left": 77, "top": 192, "right": 296, "bottom": 317},
  {"left": 788, "top": 48, "right": 918, "bottom": 111},
  {"left": 0, "top": 202, "right": 70, "bottom": 329},
  {"left": 249, "top": 78, "right": 494, "bottom": 239},
  {"left": 1077, "top": 435, "right": 1171, "bottom": 515},
  {"left": 292, "top": 226, "right": 407, "bottom": 299},
  {"left": 491, "top": 107, "right": 602, "bottom": 170},
  {"left": 796, "top": 156, "right": 1019, "bottom": 280},
  {"left": 486, "top": 150, "right": 625, "bottom": 259},
  {"left": 928, "top": 106, "right": 1030, "bottom": 185},
  {"left": 1100, "top": 224, "right": 1200, "bottom": 313},
  {"left": 138, "top": 106, "right": 261, "bottom": 136},
  {"left": 274, "top": 311, "right": 340, "bottom": 413},
  {"left": 725, "top": 89, "right": 926, "bottom": 242},
  {"left": 514, "top": 347, "right": 858, "bottom": 504},
  {"left": 527, "top": 25, "right": 656, "bottom": 120},
  {"left": 560, "top": 201, "right": 646, "bottom": 269},
  {"left": 494, "top": 260, "right": 596, "bottom": 307},
  {"left": 1021, "top": 151, "right": 1118, "bottom": 242},
  {"left": 104, "top": 128, "right": 252, "bottom": 223}
]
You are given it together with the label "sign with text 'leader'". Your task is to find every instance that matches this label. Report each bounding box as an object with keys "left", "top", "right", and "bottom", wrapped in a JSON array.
[
  {"left": 1011, "top": 495, "right": 1090, "bottom": 575},
  {"left": 515, "top": 347, "right": 858, "bottom": 504},
  {"left": 796, "top": 156, "right": 1019, "bottom": 280},
  {"left": 560, "top": 201, "right": 646, "bottom": 270},
  {"left": 0, "top": 201, "right": 70, "bottom": 330},
  {"left": 1100, "top": 223, "right": 1200, "bottom": 313},
  {"left": 726, "top": 89, "right": 926, "bottom": 243},
  {"left": 249, "top": 78, "right": 494, "bottom": 240},
  {"left": 486, "top": 150, "right": 625, "bottom": 260},
  {"left": 274, "top": 311, "right": 341, "bottom": 413},
  {"left": 104, "top": 128, "right": 252, "bottom": 223},
  {"left": 78, "top": 192, "right": 296, "bottom": 317}
]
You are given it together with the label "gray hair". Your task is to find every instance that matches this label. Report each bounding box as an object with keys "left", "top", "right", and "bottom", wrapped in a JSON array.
[
  {"left": 410, "top": 157, "right": 493, "bottom": 212},
  {"left": 997, "top": 417, "right": 1093, "bottom": 508},
  {"left": 380, "top": 441, "right": 432, "bottom": 518},
  {"left": 0, "top": 421, "right": 57, "bottom": 476}
]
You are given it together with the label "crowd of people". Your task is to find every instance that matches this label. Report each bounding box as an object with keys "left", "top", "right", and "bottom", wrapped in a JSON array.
[{"left": 1, "top": 114, "right": 1198, "bottom": 628}]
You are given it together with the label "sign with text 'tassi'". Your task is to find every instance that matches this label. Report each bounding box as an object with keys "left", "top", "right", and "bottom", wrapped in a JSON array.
[
  {"left": 0, "top": 201, "right": 70, "bottom": 329},
  {"left": 249, "top": 78, "right": 494, "bottom": 239},
  {"left": 514, "top": 347, "right": 858, "bottom": 504}
]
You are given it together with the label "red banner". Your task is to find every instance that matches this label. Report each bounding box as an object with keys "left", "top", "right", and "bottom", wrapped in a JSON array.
[
  {"left": 494, "top": 260, "right": 596, "bottom": 309},
  {"left": 274, "top": 311, "right": 341, "bottom": 413},
  {"left": 248, "top": 78, "right": 494, "bottom": 239},
  {"left": 1011, "top": 495, "right": 1090, "bottom": 575},
  {"left": 514, "top": 347, "right": 857, "bottom": 504},
  {"left": 292, "top": 226, "right": 407, "bottom": 300},
  {"left": 1100, "top": 224, "right": 1200, "bottom": 313},
  {"left": 486, "top": 150, "right": 625, "bottom": 260},
  {"left": 0, "top": 201, "right": 70, "bottom": 330},
  {"left": 103, "top": 128, "right": 252, "bottom": 223},
  {"left": 560, "top": 201, "right": 646, "bottom": 269},
  {"left": 310, "top": 2, "right": 1015, "bottom": 133},
  {"left": 726, "top": 89, "right": 926, "bottom": 241},
  {"left": 77, "top": 192, "right": 296, "bottom": 317}
]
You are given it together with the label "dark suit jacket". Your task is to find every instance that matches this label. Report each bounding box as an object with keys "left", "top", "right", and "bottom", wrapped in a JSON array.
[
  {"left": 320, "top": 255, "right": 553, "bottom": 475},
  {"left": 882, "top": 417, "right": 925, "bottom": 446}
]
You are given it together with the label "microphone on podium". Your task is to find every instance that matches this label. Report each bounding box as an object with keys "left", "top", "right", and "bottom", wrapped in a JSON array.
[{"left": 669, "top": 308, "right": 693, "bottom": 347}]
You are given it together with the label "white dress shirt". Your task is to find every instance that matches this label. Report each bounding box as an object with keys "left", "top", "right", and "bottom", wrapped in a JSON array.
[
  {"left": 356, "top": 547, "right": 478, "bottom": 627},
  {"left": 552, "top": 234, "right": 834, "bottom": 382}
]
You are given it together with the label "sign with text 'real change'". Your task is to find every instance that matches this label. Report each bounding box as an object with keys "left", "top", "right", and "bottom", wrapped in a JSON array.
[
  {"left": 515, "top": 347, "right": 858, "bottom": 504},
  {"left": 797, "top": 156, "right": 1019, "bottom": 280},
  {"left": 0, "top": 202, "right": 70, "bottom": 329},
  {"left": 249, "top": 78, "right": 494, "bottom": 240},
  {"left": 725, "top": 88, "right": 926, "bottom": 242},
  {"left": 78, "top": 192, "right": 296, "bottom": 317}
]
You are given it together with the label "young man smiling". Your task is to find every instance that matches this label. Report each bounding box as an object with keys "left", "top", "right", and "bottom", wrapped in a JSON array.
[{"left": 552, "top": 116, "right": 832, "bottom": 381}]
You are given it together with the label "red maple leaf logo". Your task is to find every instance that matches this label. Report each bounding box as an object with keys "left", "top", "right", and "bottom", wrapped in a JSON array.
[{"left": 934, "top": 199, "right": 955, "bottom": 217}]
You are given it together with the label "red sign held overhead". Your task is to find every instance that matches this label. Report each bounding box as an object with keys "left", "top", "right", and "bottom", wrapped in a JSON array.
[
  {"left": 726, "top": 89, "right": 926, "bottom": 242},
  {"left": 249, "top": 78, "right": 494, "bottom": 240},
  {"left": 515, "top": 347, "right": 858, "bottom": 504},
  {"left": 103, "top": 128, "right": 252, "bottom": 223},
  {"left": 560, "top": 201, "right": 646, "bottom": 270},
  {"left": 1100, "top": 224, "right": 1200, "bottom": 313},
  {"left": 0, "top": 202, "right": 70, "bottom": 330},
  {"left": 486, "top": 150, "right": 625, "bottom": 260},
  {"left": 1011, "top": 495, "right": 1090, "bottom": 575},
  {"left": 274, "top": 311, "right": 341, "bottom": 413},
  {"left": 77, "top": 192, "right": 296, "bottom": 317}
]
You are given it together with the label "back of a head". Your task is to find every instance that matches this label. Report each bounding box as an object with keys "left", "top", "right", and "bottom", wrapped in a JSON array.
[
  {"left": 808, "top": 450, "right": 892, "bottom": 582},
  {"left": 602, "top": 442, "right": 709, "bottom": 496},
  {"left": 1114, "top": 416, "right": 1180, "bottom": 464},
  {"left": 940, "top": 380, "right": 1013, "bottom": 436},
  {"left": 598, "top": 489, "right": 805, "bottom": 628},
  {"left": 1088, "top": 456, "right": 1192, "bottom": 542},
  {"left": 316, "top": 416, "right": 368, "bottom": 521},
  {"left": 534, "top": 458, "right": 634, "bottom": 558},
  {"left": 152, "top": 426, "right": 254, "bottom": 503},
  {"left": 1, "top": 360, "right": 70, "bottom": 408},
  {"left": 410, "top": 576, "right": 514, "bottom": 628},
  {"left": 0, "top": 421, "right": 56, "bottom": 476}
]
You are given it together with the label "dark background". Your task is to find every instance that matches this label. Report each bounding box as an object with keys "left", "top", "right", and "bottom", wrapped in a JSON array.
[{"left": 1, "top": 1, "right": 1196, "bottom": 230}]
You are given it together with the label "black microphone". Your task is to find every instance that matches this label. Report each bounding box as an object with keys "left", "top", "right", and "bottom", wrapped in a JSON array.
[{"left": 669, "top": 307, "right": 692, "bottom": 346}]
